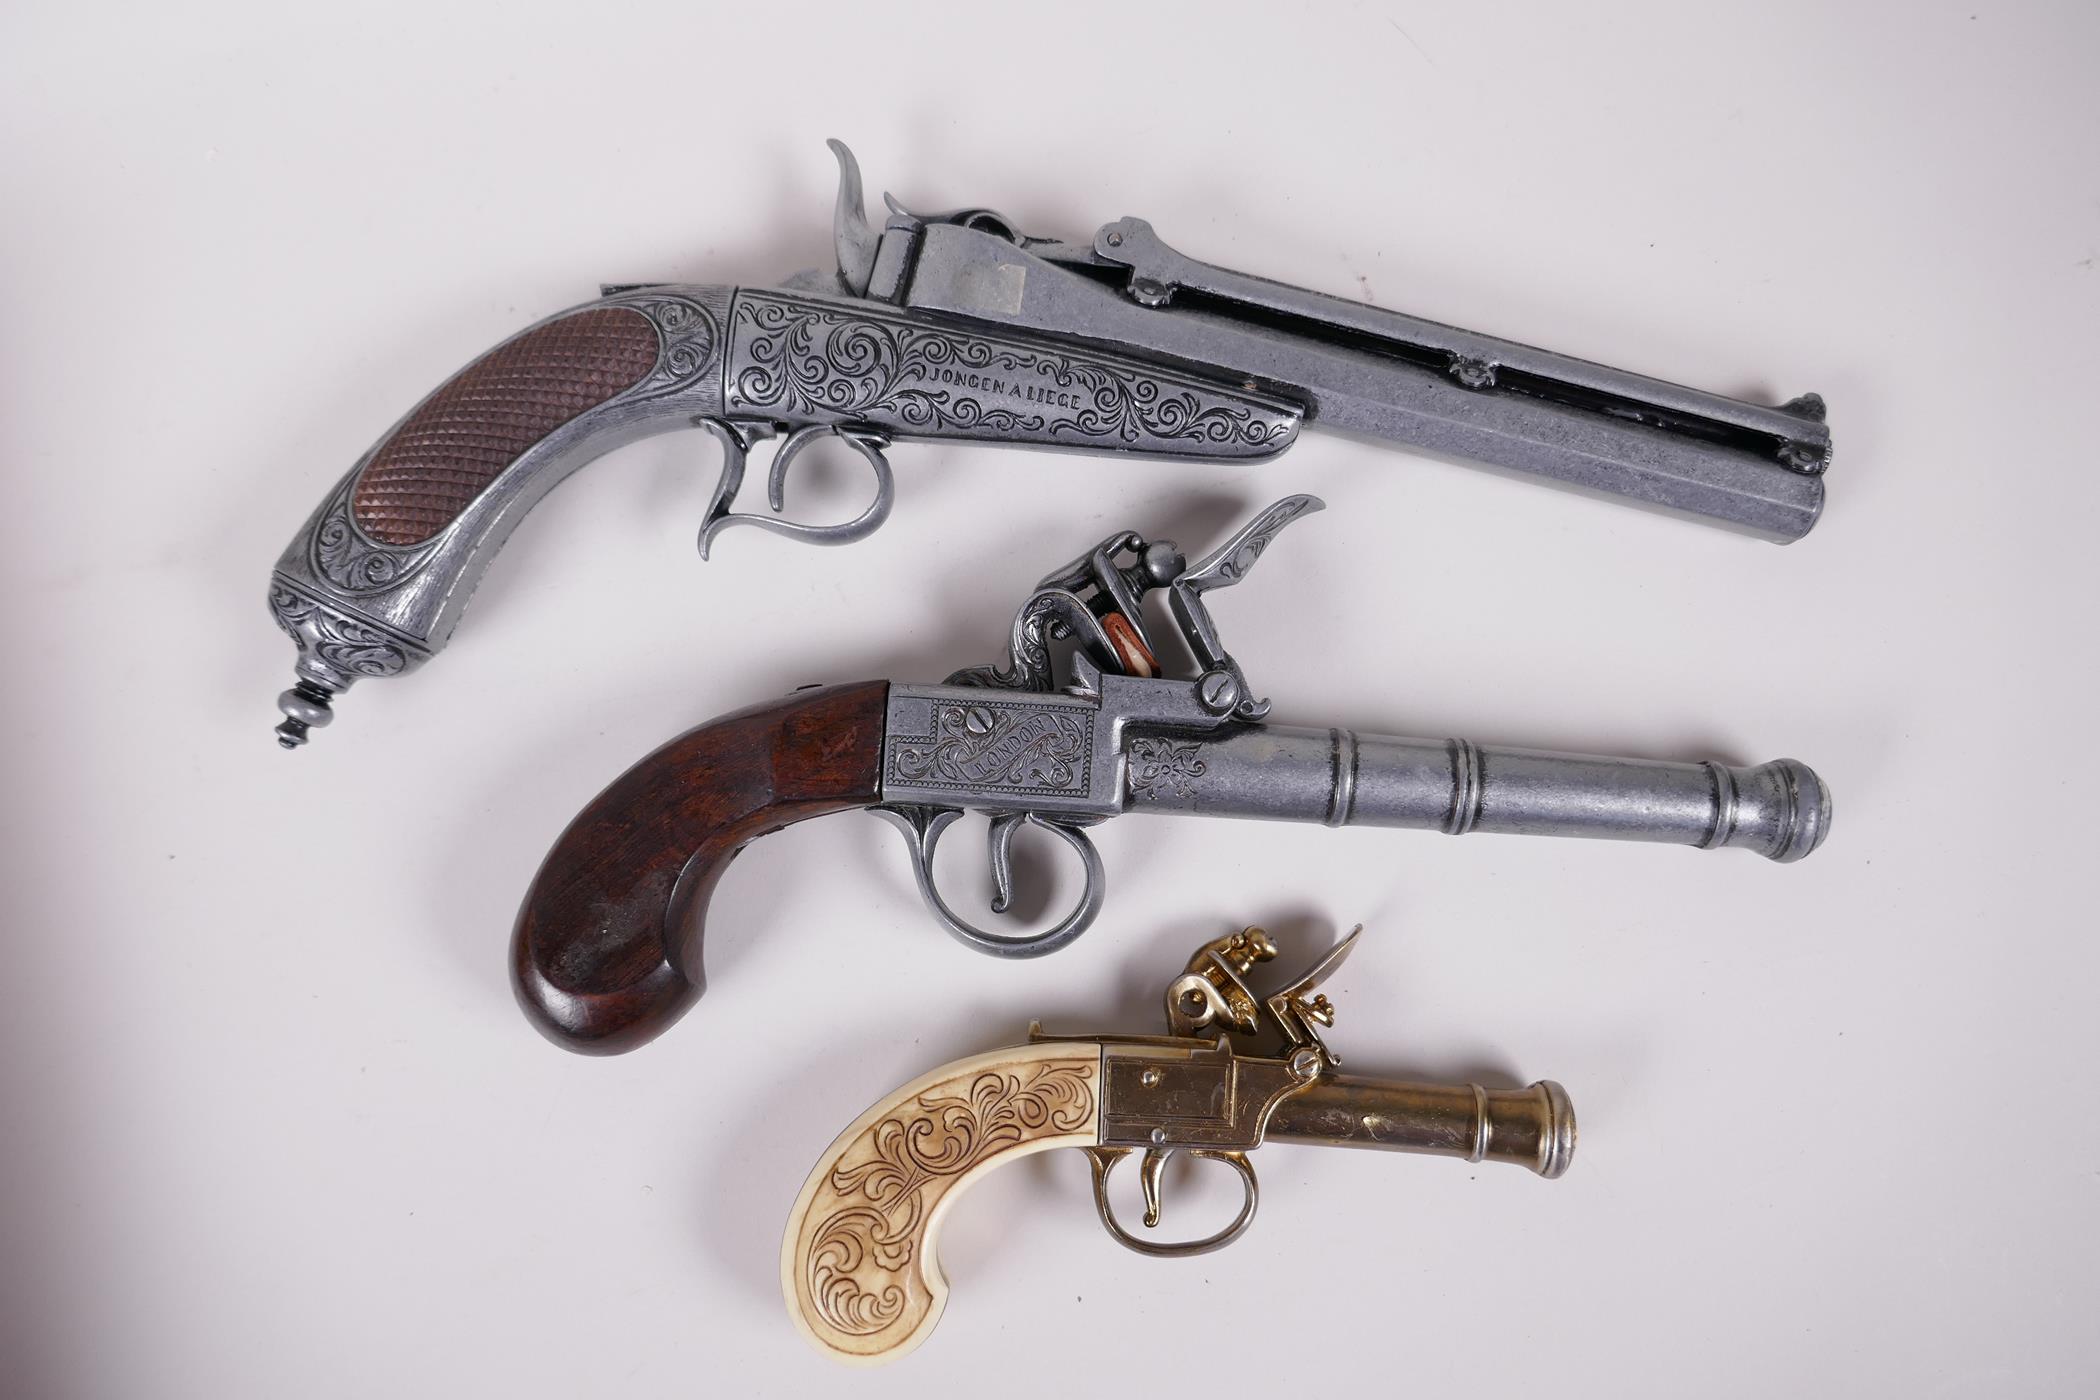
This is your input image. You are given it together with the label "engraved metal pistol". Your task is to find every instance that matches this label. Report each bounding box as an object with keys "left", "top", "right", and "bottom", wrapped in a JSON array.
[
  {"left": 782, "top": 924, "right": 1573, "bottom": 1365},
  {"left": 511, "top": 497, "right": 1829, "bottom": 1054},
  {"left": 269, "top": 140, "right": 1832, "bottom": 746}
]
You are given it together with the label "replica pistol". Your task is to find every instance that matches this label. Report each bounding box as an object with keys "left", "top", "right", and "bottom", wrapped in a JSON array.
[
  {"left": 782, "top": 925, "right": 1573, "bottom": 1365},
  {"left": 269, "top": 141, "right": 1832, "bottom": 747},
  {"left": 512, "top": 496, "right": 1830, "bottom": 1053}
]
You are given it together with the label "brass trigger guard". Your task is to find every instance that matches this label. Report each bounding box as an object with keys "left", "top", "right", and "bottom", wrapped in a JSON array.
[
  {"left": 695, "top": 418, "right": 895, "bottom": 557},
  {"left": 870, "top": 805, "right": 1106, "bottom": 959},
  {"left": 1083, "top": 1146, "right": 1259, "bottom": 1258}
]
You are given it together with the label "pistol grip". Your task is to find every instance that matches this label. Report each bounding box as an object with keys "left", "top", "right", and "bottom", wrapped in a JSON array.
[
  {"left": 782, "top": 1043, "right": 1102, "bottom": 1366},
  {"left": 510, "top": 681, "right": 889, "bottom": 1054},
  {"left": 268, "top": 287, "right": 733, "bottom": 742}
]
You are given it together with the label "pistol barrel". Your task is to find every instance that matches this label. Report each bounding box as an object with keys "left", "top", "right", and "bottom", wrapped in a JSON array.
[
  {"left": 903, "top": 223, "right": 1828, "bottom": 542},
  {"left": 1267, "top": 1076, "right": 1575, "bottom": 1178},
  {"left": 1125, "top": 725, "right": 1830, "bottom": 862}
]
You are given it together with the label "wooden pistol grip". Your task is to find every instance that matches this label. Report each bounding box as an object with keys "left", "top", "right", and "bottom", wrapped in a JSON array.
[
  {"left": 782, "top": 1044, "right": 1102, "bottom": 1366},
  {"left": 511, "top": 681, "right": 889, "bottom": 1055},
  {"left": 343, "top": 288, "right": 727, "bottom": 550},
  {"left": 350, "top": 305, "right": 663, "bottom": 544}
]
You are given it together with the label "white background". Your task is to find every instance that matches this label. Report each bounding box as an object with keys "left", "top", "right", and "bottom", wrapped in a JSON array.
[{"left": 5, "top": 2, "right": 2096, "bottom": 1395}]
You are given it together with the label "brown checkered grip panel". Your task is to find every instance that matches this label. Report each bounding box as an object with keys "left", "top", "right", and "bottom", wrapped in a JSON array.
[{"left": 350, "top": 306, "right": 662, "bottom": 546}]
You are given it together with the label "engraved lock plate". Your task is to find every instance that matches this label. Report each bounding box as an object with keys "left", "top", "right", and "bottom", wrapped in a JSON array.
[
  {"left": 1099, "top": 1042, "right": 1308, "bottom": 1150},
  {"left": 879, "top": 685, "right": 1121, "bottom": 818}
]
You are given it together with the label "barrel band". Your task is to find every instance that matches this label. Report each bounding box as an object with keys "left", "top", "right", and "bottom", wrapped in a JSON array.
[
  {"left": 1468, "top": 1083, "right": 1491, "bottom": 1163},
  {"left": 1445, "top": 739, "right": 1483, "bottom": 836},
  {"left": 1324, "top": 727, "right": 1360, "bottom": 828},
  {"left": 1699, "top": 760, "right": 1741, "bottom": 849}
]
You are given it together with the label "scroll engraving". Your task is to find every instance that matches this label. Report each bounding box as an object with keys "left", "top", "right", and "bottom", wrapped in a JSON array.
[
  {"left": 268, "top": 582, "right": 419, "bottom": 679},
  {"left": 325, "top": 294, "right": 719, "bottom": 590},
  {"left": 802, "top": 1058, "right": 1096, "bottom": 1342},
  {"left": 619, "top": 294, "right": 721, "bottom": 398},
  {"left": 944, "top": 590, "right": 1101, "bottom": 693},
  {"left": 888, "top": 702, "right": 1092, "bottom": 797},
  {"left": 1182, "top": 493, "right": 1322, "bottom": 590},
  {"left": 727, "top": 292, "right": 1297, "bottom": 452},
  {"left": 1127, "top": 737, "right": 1208, "bottom": 801},
  {"left": 311, "top": 484, "right": 449, "bottom": 595}
]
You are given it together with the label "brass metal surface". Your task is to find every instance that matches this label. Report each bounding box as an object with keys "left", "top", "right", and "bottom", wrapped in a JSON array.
[
  {"left": 788, "top": 924, "right": 1577, "bottom": 1363},
  {"left": 1267, "top": 1075, "right": 1575, "bottom": 1178}
]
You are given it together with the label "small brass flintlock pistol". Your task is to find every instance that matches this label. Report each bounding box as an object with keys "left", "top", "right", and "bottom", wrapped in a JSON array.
[
  {"left": 512, "top": 496, "right": 1830, "bottom": 1054},
  {"left": 268, "top": 139, "right": 1831, "bottom": 746},
  {"left": 783, "top": 925, "right": 1573, "bottom": 1365}
]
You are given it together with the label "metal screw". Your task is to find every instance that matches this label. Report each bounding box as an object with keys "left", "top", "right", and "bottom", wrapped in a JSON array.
[
  {"left": 1288, "top": 1047, "right": 1324, "bottom": 1080},
  {"left": 1150, "top": 1127, "right": 1167, "bottom": 1144},
  {"left": 1105, "top": 230, "right": 1123, "bottom": 247},
  {"left": 1140, "top": 1068, "right": 1161, "bottom": 1087},
  {"left": 965, "top": 705, "right": 994, "bottom": 735},
  {"left": 1450, "top": 356, "right": 1497, "bottom": 390},
  {"left": 1197, "top": 671, "right": 1240, "bottom": 714}
]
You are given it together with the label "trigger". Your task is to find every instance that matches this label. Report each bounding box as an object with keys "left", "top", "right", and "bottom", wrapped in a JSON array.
[
  {"left": 1139, "top": 1148, "right": 1171, "bottom": 1229},
  {"left": 986, "top": 812, "right": 1026, "bottom": 914}
]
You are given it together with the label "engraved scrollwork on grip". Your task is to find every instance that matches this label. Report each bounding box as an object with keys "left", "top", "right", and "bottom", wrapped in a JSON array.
[
  {"left": 268, "top": 582, "right": 420, "bottom": 679},
  {"left": 311, "top": 483, "right": 449, "bottom": 595},
  {"left": 617, "top": 294, "right": 721, "bottom": 398},
  {"left": 805, "top": 1060, "right": 1096, "bottom": 1341},
  {"left": 728, "top": 293, "right": 1295, "bottom": 450},
  {"left": 317, "top": 295, "right": 719, "bottom": 594}
]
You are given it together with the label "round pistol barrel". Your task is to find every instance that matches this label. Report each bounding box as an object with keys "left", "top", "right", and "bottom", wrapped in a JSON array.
[
  {"left": 1266, "top": 1076, "right": 1575, "bottom": 1178},
  {"left": 1125, "top": 726, "right": 1830, "bottom": 862}
]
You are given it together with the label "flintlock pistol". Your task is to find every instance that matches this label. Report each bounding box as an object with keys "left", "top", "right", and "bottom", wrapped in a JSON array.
[
  {"left": 783, "top": 925, "right": 1573, "bottom": 1365},
  {"left": 511, "top": 496, "right": 1829, "bottom": 1053},
  {"left": 268, "top": 140, "right": 1832, "bottom": 746}
]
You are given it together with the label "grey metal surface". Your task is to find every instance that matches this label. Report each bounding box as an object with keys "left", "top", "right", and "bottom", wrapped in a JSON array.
[
  {"left": 873, "top": 498, "right": 1830, "bottom": 954},
  {"left": 269, "top": 281, "right": 1288, "bottom": 744},
  {"left": 267, "top": 286, "right": 736, "bottom": 744},
  {"left": 900, "top": 222, "right": 1825, "bottom": 542},
  {"left": 1120, "top": 724, "right": 1829, "bottom": 862},
  {"left": 270, "top": 140, "right": 1833, "bottom": 745}
]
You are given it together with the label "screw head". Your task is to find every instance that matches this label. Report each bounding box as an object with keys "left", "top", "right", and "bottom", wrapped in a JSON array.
[
  {"left": 1105, "top": 230, "right": 1124, "bottom": 247},
  {"left": 1140, "top": 1068, "right": 1162, "bottom": 1088},
  {"left": 964, "top": 705, "right": 995, "bottom": 735},
  {"left": 1197, "top": 671, "right": 1240, "bottom": 714},
  {"left": 1288, "top": 1047, "right": 1324, "bottom": 1081},
  {"left": 1450, "top": 357, "right": 1497, "bottom": 390},
  {"left": 1149, "top": 1127, "right": 1168, "bottom": 1145}
]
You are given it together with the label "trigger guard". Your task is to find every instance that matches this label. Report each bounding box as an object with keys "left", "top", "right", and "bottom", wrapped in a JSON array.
[
  {"left": 1084, "top": 1148, "right": 1259, "bottom": 1259},
  {"left": 697, "top": 421, "right": 894, "bottom": 556},
  {"left": 871, "top": 805, "right": 1105, "bottom": 959}
]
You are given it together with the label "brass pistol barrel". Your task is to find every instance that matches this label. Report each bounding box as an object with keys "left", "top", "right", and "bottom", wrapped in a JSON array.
[{"left": 1265, "top": 1076, "right": 1575, "bottom": 1179}]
